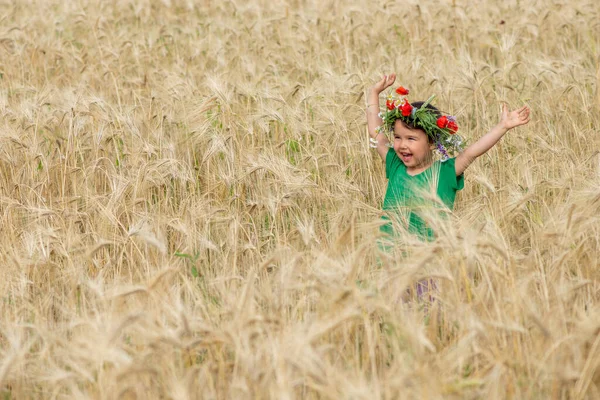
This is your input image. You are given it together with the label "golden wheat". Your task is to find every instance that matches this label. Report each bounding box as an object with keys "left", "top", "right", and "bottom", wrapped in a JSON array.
[{"left": 0, "top": 0, "right": 599, "bottom": 398}]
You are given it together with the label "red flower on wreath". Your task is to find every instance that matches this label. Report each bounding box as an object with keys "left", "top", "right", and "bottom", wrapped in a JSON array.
[
  {"left": 436, "top": 116, "right": 448, "bottom": 128},
  {"left": 400, "top": 99, "right": 413, "bottom": 117},
  {"left": 386, "top": 100, "right": 395, "bottom": 110},
  {"left": 395, "top": 86, "right": 410, "bottom": 96},
  {"left": 447, "top": 121, "right": 459, "bottom": 133}
]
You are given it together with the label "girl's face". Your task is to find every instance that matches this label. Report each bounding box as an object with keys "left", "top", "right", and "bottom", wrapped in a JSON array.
[{"left": 393, "top": 121, "right": 435, "bottom": 172}]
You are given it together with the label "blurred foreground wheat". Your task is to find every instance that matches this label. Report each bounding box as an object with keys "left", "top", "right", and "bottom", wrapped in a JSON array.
[{"left": 0, "top": 0, "right": 599, "bottom": 398}]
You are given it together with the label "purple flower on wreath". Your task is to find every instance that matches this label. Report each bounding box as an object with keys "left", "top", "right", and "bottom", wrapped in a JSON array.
[
  {"left": 437, "top": 142, "right": 449, "bottom": 161},
  {"left": 447, "top": 115, "right": 456, "bottom": 123}
]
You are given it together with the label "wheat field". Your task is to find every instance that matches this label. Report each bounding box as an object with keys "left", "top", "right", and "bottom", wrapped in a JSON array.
[{"left": 0, "top": 0, "right": 599, "bottom": 398}]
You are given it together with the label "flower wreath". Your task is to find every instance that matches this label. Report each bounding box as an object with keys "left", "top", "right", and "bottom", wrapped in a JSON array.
[{"left": 373, "top": 86, "right": 465, "bottom": 160}]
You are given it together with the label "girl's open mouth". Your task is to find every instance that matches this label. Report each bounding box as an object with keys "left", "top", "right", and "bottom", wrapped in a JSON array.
[{"left": 399, "top": 152, "right": 413, "bottom": 162}]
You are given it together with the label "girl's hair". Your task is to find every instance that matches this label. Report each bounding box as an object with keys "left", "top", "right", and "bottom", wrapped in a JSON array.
[{"left": 395, "top": 101, "right": 441, "bottom": 143}]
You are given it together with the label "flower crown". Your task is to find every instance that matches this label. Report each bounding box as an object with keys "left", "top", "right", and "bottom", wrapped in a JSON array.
[{"left": 375, "top": 86, "right": 465, "bottom": 160}]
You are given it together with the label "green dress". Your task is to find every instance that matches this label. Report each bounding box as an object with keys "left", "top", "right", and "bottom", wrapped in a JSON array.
[{"left": 380, "top": 148, "right": 464, "bottom": 243}]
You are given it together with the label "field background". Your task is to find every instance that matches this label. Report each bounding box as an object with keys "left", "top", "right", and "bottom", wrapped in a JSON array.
[{"left": 0, "top": 0, "right": 599, "bottom": 398}]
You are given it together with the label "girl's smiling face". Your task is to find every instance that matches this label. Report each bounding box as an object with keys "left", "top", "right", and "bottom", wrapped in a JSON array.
[{"left": 393, "top": 120, "right": 435, "bottom": 173}]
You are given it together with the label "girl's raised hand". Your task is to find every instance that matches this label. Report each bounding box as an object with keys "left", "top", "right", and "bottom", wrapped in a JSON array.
[
  {"left": 500, "top": 104, "right": 531, "bottom": 130},
  {"left": 370, "top": 73, "right": 396, "bottom": 94}
]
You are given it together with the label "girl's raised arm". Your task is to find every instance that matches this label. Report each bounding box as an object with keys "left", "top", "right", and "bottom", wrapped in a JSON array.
[
  {"left": 366, "top": 74, "right": 396, "bottom": 162},
  {"left": 455, "top": 104, "right": 530, "bottom": 176}
]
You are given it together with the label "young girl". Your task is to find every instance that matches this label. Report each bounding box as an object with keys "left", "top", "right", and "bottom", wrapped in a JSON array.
[{"left": 366, "top": 73, "right": 530, "bottom": 298}]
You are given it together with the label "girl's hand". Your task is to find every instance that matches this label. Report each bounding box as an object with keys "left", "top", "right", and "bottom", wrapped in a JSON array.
[
  {"left": 500, "top": 104, "right": 531, "bottom": 130},
  {"left": 370, "top": 73, "right": 396, "bottom": 95}
]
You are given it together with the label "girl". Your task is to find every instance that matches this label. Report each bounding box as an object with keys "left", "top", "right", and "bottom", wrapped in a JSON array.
[{"left": 366, "top": 73, "right": 530, "bottom": 299}]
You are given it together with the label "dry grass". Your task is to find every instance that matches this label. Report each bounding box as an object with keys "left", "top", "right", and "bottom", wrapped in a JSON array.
[{"left": 0, "top": 0, "right": 599, "bottom": 398}]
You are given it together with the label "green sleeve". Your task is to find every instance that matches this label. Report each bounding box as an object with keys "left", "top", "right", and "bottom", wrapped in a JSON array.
[
  {"left": 385, "top": 148, "right": 401, "bottom": 179},
  {"left": 442, "top": 157, "right": 464, "bottom": 190}
]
